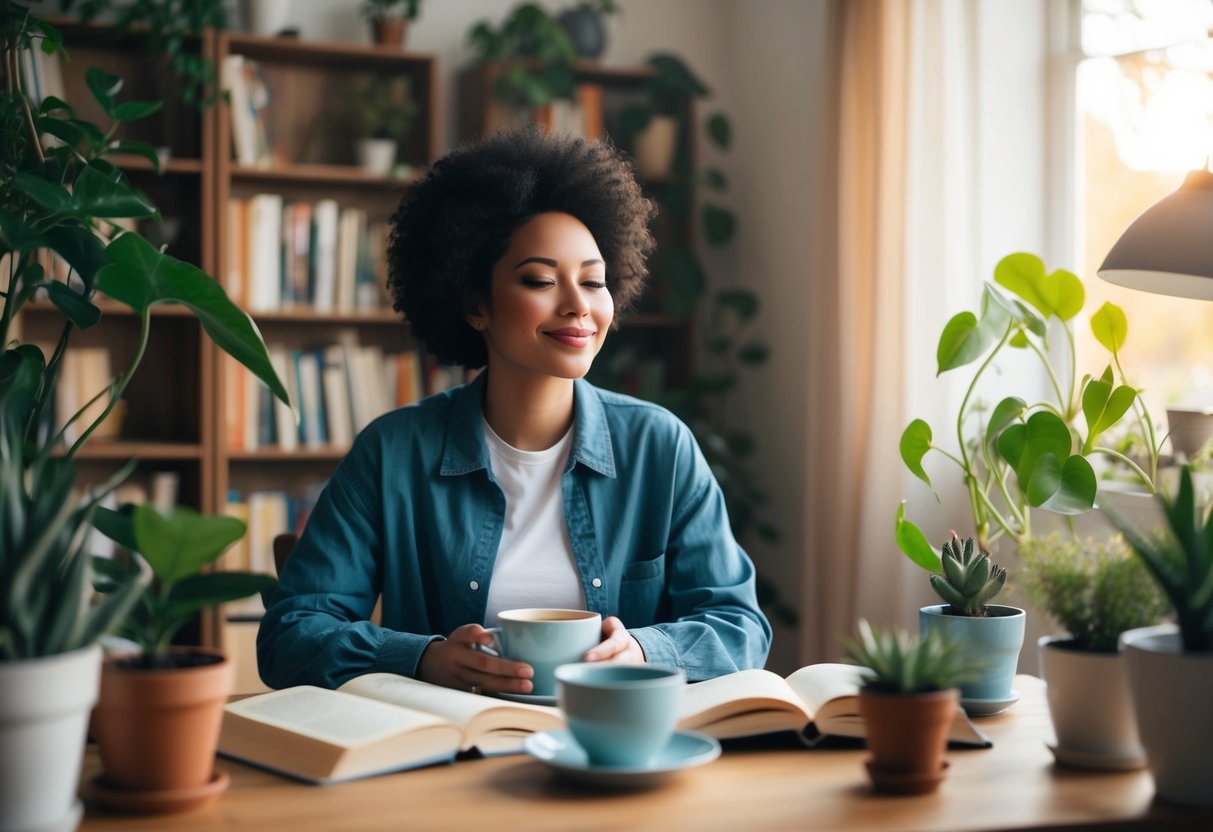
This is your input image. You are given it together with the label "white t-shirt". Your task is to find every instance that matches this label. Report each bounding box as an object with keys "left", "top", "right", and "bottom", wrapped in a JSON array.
[{"left": 482, "top": 418, "right": 585, "bottom": 626}]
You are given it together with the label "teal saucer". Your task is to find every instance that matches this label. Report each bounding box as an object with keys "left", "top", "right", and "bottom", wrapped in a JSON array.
[{"left": 523, "top": 729, "right": 721, "bottom": 788}]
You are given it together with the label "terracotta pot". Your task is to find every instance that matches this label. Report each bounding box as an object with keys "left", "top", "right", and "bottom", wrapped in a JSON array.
[
  {"left": 91, "top": 647, "right": 233, "bottom": 793},
  {"left": 858, "top": 687, "right": 957, "bottom": 795},
  {"left": 372, "top": 18, "right": 408, "bottom": 48}
]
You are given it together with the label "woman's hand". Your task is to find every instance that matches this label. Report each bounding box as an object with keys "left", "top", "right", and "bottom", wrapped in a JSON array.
[
  {"left": 583, "top": 615, "right": 646, "bottom": 664},
  {"left": 416, "top": 623, "right": 534, "bottom": 695}
]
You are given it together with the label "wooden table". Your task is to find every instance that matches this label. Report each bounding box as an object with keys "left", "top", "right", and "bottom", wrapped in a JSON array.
[{"left": 77, "top": 675, "right": 1212, "bottom": 831}]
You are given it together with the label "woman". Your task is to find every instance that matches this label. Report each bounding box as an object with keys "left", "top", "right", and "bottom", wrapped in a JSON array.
[{"left": 258, "top": 126, "right": 771, "bottom": 695}]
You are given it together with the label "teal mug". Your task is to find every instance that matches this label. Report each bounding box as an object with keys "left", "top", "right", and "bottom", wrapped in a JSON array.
[
  {"left": 555, "top": 663, "right": 686, "bottom": 768},
  {"left": 477, "top": 609, "right": 602, "bottom": 697}
]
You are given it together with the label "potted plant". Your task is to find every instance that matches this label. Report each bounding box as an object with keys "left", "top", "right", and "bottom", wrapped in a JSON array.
[
  {"left": 915, "top": 534, "right": 1024, "bottom": 712},
  {"left": 467, "top": 3, "right": 578, "bottom": 111},
  {"left": 0, "top": 9, "right": 286, "bottom": 829},
  {"left": 1019, "top": 532, "right": 1169, "bottom": 770},
  {"left": 1106, "top": 465, "right": 1213, "bottom": 806},
  {"left": 349, "top": 74, "right": 418, "bottom": 176},
  {"left": 895, "top": 252, "right": 1161, "bottom": 561},
  {"left": 362, "top": 0, "right": 422, "bottom": 48},
  {"left": 618, "top": 54, "right": 710, "bottom": 179},
  {"left": 86, "top": 505, "right": 274, "bottom": 808},
  {"left": 842, "top": 619, "right": 981, "bottom": 795}
]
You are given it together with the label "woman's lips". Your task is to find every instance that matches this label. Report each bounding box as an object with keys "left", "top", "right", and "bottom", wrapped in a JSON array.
[{"left": 545, "top": 328, "right": 595, "bottom": 347}]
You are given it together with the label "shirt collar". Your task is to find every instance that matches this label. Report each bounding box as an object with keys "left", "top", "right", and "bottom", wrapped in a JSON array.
[{"left": 440, "top": 373, "right": 616, "bottom": 478}]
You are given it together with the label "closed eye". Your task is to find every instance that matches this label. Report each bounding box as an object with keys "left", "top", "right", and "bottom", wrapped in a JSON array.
[
  {"left": 581, "top": 280, "right": 607, "bottom": 289},
  {"left": 521, "top": 277, "right": 556, "bottom": 288}
]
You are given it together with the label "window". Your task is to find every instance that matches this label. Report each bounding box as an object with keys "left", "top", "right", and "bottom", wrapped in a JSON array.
[{"left": 1078, "top": 0, "right": 1213, "bottom": 432}]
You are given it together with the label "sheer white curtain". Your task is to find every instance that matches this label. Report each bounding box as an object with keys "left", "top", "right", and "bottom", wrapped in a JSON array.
[{"left": 801, "top": 0, "right": 985, "bottom": 663}]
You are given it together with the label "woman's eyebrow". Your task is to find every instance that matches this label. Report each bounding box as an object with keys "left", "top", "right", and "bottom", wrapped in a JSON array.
[{"left": 513, "top": 256, "right": 605, "bottom": 269}]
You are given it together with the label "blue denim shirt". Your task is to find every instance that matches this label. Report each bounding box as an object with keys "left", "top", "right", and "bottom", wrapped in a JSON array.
[{"left": 257, "top": 374, "right": 772, "bottom": 689}]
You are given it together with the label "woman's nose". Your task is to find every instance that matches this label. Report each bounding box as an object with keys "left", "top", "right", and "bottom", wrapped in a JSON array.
[{"left": 560, "top": 284, "right": 590, "bottom": 316}]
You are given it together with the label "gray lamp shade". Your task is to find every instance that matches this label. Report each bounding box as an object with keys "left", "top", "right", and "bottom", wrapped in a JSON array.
[{"left": 1098, "top": 168, "right": 1213, "bottom": 300}]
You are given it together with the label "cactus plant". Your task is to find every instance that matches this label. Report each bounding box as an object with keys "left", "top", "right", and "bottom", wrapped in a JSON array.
[
  {"left": 930, "top": 534, "right": 1007, "bottom": 617},
  {"left": 843, "top": 619, "right": 983, "bottom": 694}
]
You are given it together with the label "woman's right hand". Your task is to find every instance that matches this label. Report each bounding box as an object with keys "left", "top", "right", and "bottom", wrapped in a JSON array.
[{"left": 416, "top": 623, "right": 534, "bottom": 695}]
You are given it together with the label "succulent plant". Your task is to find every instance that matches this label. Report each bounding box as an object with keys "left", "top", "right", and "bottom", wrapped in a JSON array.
[
  {"left": 930, "top": 534, "right": 1007, "bottom": 617},
  {"left": 1106, "top": 465, "right": 1213, "bottom": 653},
  {"left": 843, "top": 619, "right": 983, "bottom": 695}
]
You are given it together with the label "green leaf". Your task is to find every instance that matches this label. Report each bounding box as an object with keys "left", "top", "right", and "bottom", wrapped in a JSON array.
[
  {"left": 997, "top": 410, "right": 1073, "bottom": 494},
  {"left": 44, "top": 224, "right": 108, "bottom": 291},
  {"left": 132, "top": 505, "right": 246, "bottom": 585},
  {"left": 111, "top": 100, "right": 163, "bottom": 123},
  {"left": 618, "top": 104, "right": 650, "bottom": 137},
  {"left": 162, "top": 572, "right": 276, "bottom": 622},
  {"left": 93, "top": 505, "right": 138, "bottom": 551},
  {"left": 702, "top": 167, "right": 727, "bottom": 191},
  {"left": 737, "top": 341, "right": 769, "bottom": 365},
  {"left": 35, "top": 116, "right": 85, "bottom": 148},
  {"left": 38, "top": 96, "right": 73, "bottom": 116},
  {"left": 1041, "top": 268, "right": 1084, "bottom": 321},
  {"left": 72, "top": 166, "right": 157, "bottom": 219},
  {"left": 994, "top": 252, "right": 1049, "bottom": 316},
  {"left": 896, "top": 503, "right": 941, "bottom": 572},
  {"left": 702, "top": 204, "right": 735, "bottom": 246},
  {"left": 1026, "top": 453, "right": 1097, "bottom": 515},
  {"left": 86, "top": 67, "right": 123, "bottom": 114},
  {"left": 900, "top": 419, "right": 933, "bottom": 486},
  {"left": 34, "top": 19, "right": 64, "bottom": 55},
  {"left": 1091, "top": 302, "right": 1128, "bottom": 355},
  {"left": 15, "top": 172, "right": 73, "bottom": 212},
  {"left": 1081, "top": 374, "right": 1136, "bottom": 450},
  {"left": 935, "top": 285, "right": 1012, "bottom": 374},
  {"left": 45, "top": 282, "right": 101, "bottom": 330},
  {"left": 716, "top": 289, "right": 758, "bottom": 321},
  {"left": 706, "top": 112, "right": 731, "bottom": 150},
  {"left": 96, "top": 234, "right": 290, "bottom": 406},
  {"left": 986, "top": 397, "right": 1026, "bottom": 451},
  {"left": 106, "top": 140, "right": 162, "bottom": 173},
  {"left": 0, "top": 211, "right": 49, "bottom": 253}
]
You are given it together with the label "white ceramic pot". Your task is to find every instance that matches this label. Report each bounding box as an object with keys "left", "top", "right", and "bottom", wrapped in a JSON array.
[
  {"left": 244, "top": 0, "right": 293, "bottom": 37},
  {"left": 1038, "top": 635, "right": 1144, "bottom": 770},
  {"left": 633, "top": 115, "right": 678, "bottom": 179},
  {"left": 1121, "top": 624, "right": 1213, "bottom": 806},
  {"left": 0, "top": 644, "right": 102, "bottom": 832},
  {"left": 355, "top": 138, "right": 398, "bottom": 177}
]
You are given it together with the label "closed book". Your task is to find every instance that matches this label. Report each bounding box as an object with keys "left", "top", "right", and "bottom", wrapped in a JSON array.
[
  {"left": 248, "top": 193, "right": 284, "bottom": 311},
  {"left": 311, "top": 199, "right": 340, "bottom": 312},
  {"left": 268, "top": 345, "right": 298, "bottom": 452},
  {"left": 295, "top": 350, "right": 326, "bottom": 449},
  {"left": 321, "top": 345, "right": 353, "bottom": 448}
]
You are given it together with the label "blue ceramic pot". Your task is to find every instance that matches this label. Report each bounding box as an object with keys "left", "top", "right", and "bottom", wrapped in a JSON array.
[{"left": 919, "top": 604, "right": 1025, "bottom": 701}]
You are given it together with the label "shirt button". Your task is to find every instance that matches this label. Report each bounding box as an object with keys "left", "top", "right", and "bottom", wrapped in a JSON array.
[
  {"left": 469, "top": 580, "right": 480, "bottom": 591},
  {"left": 591, "top": 577, "right": 602, "bottom": 588}
]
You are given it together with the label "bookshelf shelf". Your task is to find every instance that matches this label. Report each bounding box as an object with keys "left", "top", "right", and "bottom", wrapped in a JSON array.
[
  {"left": 227, "top": 448, "right": 349, "bottom": 462},
  {"left": 249, "top": 309, "right": 401, "bottom": 325},
  {"left": 23, "top": 301, "right": 199, "bottom": 318},
  {"left": 107, "top": 153, "right": 205, "bottom": 175},
  {"left": 72, "top": 441, "right": 205, "bottom": 461},
  {"left": 230, "top": 163, "right": 417, "bottom": 188}
]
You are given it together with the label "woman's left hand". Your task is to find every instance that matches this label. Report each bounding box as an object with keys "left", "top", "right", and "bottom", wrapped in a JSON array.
[{"left": 583, "top": 615, "right": 646, "bottom": 664}]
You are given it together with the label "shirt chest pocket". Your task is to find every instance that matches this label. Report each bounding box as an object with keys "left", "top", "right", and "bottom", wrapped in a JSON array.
[{"left": 618, "top": 553, "right": 666, "bottom": 626}]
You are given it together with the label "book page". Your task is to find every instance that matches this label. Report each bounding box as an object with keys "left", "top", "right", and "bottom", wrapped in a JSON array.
[
  {"left": 678, "top": 668, "right": 811, "bottom": 736},
  {"left": 785, "top": 663, "right": 869, "bottom": 716},
  {"left": 339, "top": 673, "right": 562, "bottom": 749},
  {"left": 225, "top": 686, "right": 450, "bottom": 747}
]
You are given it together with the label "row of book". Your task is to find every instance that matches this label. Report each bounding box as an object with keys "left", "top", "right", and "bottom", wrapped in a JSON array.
[
  {"left": 222, "top": 484, "right": 325, "bottom": 616},
  {"left": 227, "top": 195, "right": 391, "bottom": 313},
  {"left": 225, "top": 336, "right": 424, "bottom": 453}
]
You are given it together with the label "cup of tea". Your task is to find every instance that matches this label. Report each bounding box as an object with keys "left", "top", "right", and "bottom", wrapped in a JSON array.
[
  {"left": 478, "top": 609, "right": 602, "bottom": 697},
  {"left": 555, "top": 663, "right": 686, "bottom": 768}
]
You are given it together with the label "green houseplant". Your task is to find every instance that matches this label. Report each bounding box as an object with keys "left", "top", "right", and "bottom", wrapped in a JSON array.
[
  {"left": 1106, "top": 465, "right": 1213, "bottom": 804},
  {"left": 895, "top": 252, "right": 1161, "bottom": 565},
  {"left": 1, "top": 4, "right": 286, "bottom": 825},
  {"left": 917, "top": 534, "right": 1023, "bottom": 706},
  {"left": 843, "top": 619, "right": 981, "bottom": 795},
  {"left": 349, "top": 73, "right": 418, "bottom": 176},
  {"left": 1019, "top": 532, "right": 1168, "bottom": 771},
  {"left": 467, "top": 3, "right": 578, "bottom": 109}
]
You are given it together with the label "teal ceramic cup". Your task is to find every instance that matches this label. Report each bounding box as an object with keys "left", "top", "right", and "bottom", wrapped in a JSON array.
[
  {"left": 481, "top": 609, "right": 602, "bottom": 697},
  {"left": 555, "top": 663, "right": 686, "bottom": 768}
]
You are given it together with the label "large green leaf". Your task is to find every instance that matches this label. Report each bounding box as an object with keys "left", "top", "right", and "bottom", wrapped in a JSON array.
[
  {"left": 986, "top": 397, "right": 1026, "bottom": 454},
  {"left": 72, "top": 165, "right": 157, "bottom": 219},
  {"left": 1040, "top": 269, "right": 1084, "bottom": 321},
  {"left": 1026, "top": 453, "right": 1097, "bottom": 514},
  {"left": 994, "top": 252, "right": 1049, "bottom": 315},
  {"left": 1091, "top": 302, "right": 1128, "bottom": 355},
  {"left": 44, "top": 224, "right": 107, "bottom": 291},
  {"left": 935, "top": 285, "right": 1012, "bottom": 374},
  {"left": 0, "top": 211, "right": 49, "bottom": 254},
  {"left": 895, "top": 502, "right": 941, "bottom": 572},
  {"left": 716, "top": 288, "right": 758, "bottom": 321},
  {"left": 900, "top": 419, "right": 933, "bottom": 486},
  {"left": 997, "top": 410, "right": 1073, "bottom": 494},
  {"left": 132, "top": 505, "right": 246, "bottom": 585},
  {"left": 15, "top": 172, "right": 73, "bottom": 212},
  {"left": 85, "top": 67, "right": 122, "bottom": 113},
  {"left": 45, "top": 282, "right": 101, "bottom": 330},
  {"left": 95, "top": 234, "right": 289, "bottom": 406},
  {"left": 111, "top": 99, "right": 163, "bottom": 123},
  {"left": 162, "top": 572, "right": 277, "bottom": 623},
  {"left": 702, "top": 204, "right": 735, "bottom": 246}
]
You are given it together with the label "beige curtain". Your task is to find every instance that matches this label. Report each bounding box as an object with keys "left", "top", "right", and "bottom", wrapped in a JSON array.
[{"left": 802, "top": 0, "right": 980, "bottom": 663}]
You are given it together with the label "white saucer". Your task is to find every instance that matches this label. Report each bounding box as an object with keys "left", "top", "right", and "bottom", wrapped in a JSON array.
[
  {"left": 1046, "top": 742, "right": 1146, "bottom": 771},
  {"left": 523, "top": 729, "right": 721, "bottom": 788},
  {"left": 961, "top": 689, "right": 1021, "bottom": 716},
  {"left": 497, "top": 692, "right": 558, "bottom": 707}
]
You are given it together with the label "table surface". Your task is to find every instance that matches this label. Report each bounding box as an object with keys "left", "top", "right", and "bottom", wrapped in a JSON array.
[{"left": 77, "top": 674, "right": 1213, "bottom": 832}]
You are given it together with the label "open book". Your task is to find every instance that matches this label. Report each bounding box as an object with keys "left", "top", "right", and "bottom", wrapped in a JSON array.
[{"left": 219, "top": 663, "right": 989, "bottom": 784}]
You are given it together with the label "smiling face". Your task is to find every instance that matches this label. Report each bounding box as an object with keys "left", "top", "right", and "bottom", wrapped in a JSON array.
[{"left": 468, "top": 211, "right": 613, "bottom": 384}]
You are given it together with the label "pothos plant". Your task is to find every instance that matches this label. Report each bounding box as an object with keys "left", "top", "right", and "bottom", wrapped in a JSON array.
[
  {"left": 894, "top": 252, "right": 1162, "bottom": 572},
  {"left": 1, "top": 6, "right": 287, "bottom": 662},
  {"left": 467, "top": 3, "right": 578, "bottom": 109}
]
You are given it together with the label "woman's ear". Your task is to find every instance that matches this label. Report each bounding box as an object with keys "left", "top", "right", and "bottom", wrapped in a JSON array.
[{"left": 464, "top": 300, "right": 487, "bottom": 332}]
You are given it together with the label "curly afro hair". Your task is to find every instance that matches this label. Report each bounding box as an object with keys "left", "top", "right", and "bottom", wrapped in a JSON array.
[{"left": 386, "top": 124, "right": 656, "bottom": 369}]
